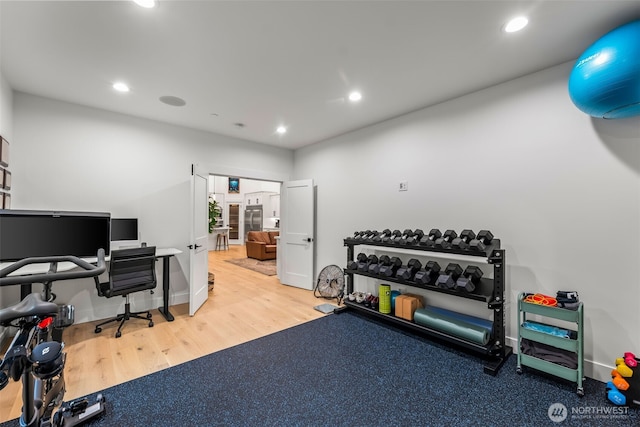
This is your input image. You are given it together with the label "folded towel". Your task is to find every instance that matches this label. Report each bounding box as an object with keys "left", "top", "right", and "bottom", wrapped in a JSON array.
[{"left": 522, "top": 321, "right": 572, "bottom": 339}]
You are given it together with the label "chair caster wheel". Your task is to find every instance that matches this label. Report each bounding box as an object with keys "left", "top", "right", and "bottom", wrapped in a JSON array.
[
  {"left": 577, "top": 388, "right": 584, "bottom": 397},
  {"left": 95, "top": 327, "right": 102, "bottom": 334},
  {"left": 516, "top": 367, "right": 522, "bottom": 374},
  {"left": 115, "top": 331, "right": 121, "bottom": 338},
  {"left": 149, "top": 321, "right": 154, "bottom": 327},
  {"left": 146, "top": 313, "right": 152, "bottom": 319},
  {"left": 53, "top": 410, "right": 62, "bottom": 426}
]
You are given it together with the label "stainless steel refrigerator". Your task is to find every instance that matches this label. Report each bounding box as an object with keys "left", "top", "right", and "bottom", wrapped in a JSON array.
[{"left": 244, "top": 205, "right": 263, "bottom": 240}]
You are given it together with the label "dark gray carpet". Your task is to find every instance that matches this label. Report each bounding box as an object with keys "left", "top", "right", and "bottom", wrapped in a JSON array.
[{"left": 2, "top": 311, "right": 638, "bottom": 426}]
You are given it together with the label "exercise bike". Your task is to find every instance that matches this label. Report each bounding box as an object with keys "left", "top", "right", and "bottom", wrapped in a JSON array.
[{"left": 0, "top": 249, "right": 107, "bottom": 427}]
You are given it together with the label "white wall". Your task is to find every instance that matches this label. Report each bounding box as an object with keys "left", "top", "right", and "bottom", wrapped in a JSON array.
[
  {"left": 209, "top": 176, "right": 279, "bottom": 202},
  {"left": 8, "top": 92, "right": 293, "bottom": 322},
  {"left": 0, "top": 70, "right": 14, "bottom": 344},
  {"left": 0, "top": 73, "right": 12, "bottom": 141},
  {"left": 294, "top": 62, "right": 640, "bottom": 381}
]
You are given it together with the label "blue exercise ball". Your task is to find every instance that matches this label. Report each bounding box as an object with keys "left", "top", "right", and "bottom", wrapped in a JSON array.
[{"left": 568, "top": 20, "right": 640, "bottom": 119}]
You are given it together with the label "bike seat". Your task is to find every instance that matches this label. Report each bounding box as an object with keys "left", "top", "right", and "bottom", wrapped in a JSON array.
[{"left": 0, "top": 293, "right": 59, "bottom": 325}]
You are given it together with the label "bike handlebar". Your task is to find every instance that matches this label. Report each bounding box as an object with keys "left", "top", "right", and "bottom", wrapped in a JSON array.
[{"left": 0, "top": 249, "right": 107, "bottom": 287}]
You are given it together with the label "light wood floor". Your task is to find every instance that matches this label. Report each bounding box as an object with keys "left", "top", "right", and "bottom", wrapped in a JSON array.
[{"left": 0, "top": 246, "right": 325, "bottom": 423}]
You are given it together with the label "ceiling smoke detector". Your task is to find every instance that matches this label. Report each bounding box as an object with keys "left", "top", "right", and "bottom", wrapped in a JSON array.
[{"left": 159, "top": 96, "right": 186, "bottom": 107}]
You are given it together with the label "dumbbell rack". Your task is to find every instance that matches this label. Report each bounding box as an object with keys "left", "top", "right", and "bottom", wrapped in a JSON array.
[{"left": 341, "top": 235, "right": 512, "bottom": 375}]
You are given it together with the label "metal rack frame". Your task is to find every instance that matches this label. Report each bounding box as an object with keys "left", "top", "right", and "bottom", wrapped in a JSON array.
[{"left": 340, "top": 236, "right": 512, "bottom": 375}]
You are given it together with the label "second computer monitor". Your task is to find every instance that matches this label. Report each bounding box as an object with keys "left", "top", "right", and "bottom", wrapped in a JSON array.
[{"left": 111, "top": 218, "right": 139, "bottom": 248}]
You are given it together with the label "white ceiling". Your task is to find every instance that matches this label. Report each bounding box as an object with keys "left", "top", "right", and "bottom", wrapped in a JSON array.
[{"left": 1, "top": 1, "right": 639, "bottom": 150}]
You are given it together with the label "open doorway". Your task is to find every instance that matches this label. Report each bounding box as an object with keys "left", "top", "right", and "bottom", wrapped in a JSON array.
[{"left": 208, "top": 175, "right": 281, "bottom": 248}]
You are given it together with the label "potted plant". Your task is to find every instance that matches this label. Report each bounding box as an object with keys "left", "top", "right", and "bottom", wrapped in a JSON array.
[{"left": 208, "top": 197, "right": 222, "bottom": 233}]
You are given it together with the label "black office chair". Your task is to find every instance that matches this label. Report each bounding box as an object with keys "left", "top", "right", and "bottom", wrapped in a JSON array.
[{"left": 94, "top": 246, "right": 157, "bottom": 338}]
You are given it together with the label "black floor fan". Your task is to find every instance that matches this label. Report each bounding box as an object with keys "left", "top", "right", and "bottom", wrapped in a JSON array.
[{"left": 313, "top": 265, "right": 345, "bottom": 313}]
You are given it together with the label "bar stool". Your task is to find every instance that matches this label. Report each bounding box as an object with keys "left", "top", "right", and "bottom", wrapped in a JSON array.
[{"left": 215, "top": 230, "right": 229, "bottom": 250}]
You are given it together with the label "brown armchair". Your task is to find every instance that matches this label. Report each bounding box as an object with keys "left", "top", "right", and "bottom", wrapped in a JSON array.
[{"left": 246, "top": 231, "right": 279, "bottom": 260}]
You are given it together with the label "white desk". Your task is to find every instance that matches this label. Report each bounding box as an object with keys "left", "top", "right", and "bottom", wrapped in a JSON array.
[{"left": 1, "top": 247, "right": 183, "bottom": 322}]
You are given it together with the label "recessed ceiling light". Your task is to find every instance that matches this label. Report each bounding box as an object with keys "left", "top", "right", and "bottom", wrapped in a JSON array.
[
  {"left": 504, "top": 16, "right": 528, "bottom": 33},
  {"left": 112, "top": 82, "right": 130, "bottom": 93},
  {"left": 348, "top": 91, "right": 362, "bottom": 102},
  {"left": 276, "top": 126, "right": 287, "bottom": 134},
  {"left": 133, "top": 0, "right": 156, "bottom": 8}
]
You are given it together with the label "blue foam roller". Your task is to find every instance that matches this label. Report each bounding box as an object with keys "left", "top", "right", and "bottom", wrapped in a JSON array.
[
  {"left": 427, "top": 306, "right": 493, "bottom": 332},
  {"left": 390, "top": 290, "right": 401, "bottom": 310},
  {"left": 414, "top": 307, "right": 491, "bottom": 345}
]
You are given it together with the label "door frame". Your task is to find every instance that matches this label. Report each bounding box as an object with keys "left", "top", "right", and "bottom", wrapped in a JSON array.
[{"left": 207, "top": 167, "right": 289, "bottom": 240}]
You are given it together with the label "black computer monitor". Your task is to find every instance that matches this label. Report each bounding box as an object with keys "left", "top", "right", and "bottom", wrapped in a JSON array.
[
  {"left": 0, "top": 209, "right": 111, "bottom": 262},
  {"left": 111, "top": 218, "right": 139, "bottom": 241}
]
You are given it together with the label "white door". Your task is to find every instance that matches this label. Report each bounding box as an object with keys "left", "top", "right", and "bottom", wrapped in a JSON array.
[
  {"left": 189, "top": 163, "right": 209, "bottom": 316},
  {"left": 279, "top": 179, "right": 315, "bottom": 290}
]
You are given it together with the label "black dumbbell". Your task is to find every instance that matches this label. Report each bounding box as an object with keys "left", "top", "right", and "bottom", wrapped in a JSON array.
[
  {"left": 373, "top": 229, "right": 391, "bottom": 243},
  {"left": 372, "top": 254, "right": 392, "bottom": 274},
  {"left": 452, "top": 229, "right": 476, "bottom": 250},
  {"left": 456, "top": 266, "right": 483, "bottom": 292},
  {"left": 396, "top": 259, "right": 422, "bottom": 280},
  {"left": 388, "top": 230, "right": 403, "bottom": 243},
  {"left": 435, "top": 230, "right": 458, "bottom": 249},
  {"left": 469, "top": 230, "right": 494, "bottom": 252},
  {"left": 414, "top": 261, "right": 441, "bottom": 285},
  {"left": 399, "top": 229, "right": 415, "bottom": 245},
  {"left": 376, "top": 255, "right": 391, "bottom": 274},
  {"left": 347, "top": 252, "right": 367, "bottom": 270},
  {"left": 365, "top": 255, "right": 381, "bottom": 274},
  {"left": 353, "top": 230, "right": 370, "bottom": 241},
  {"left": 355, "top": 253, "right": 369, "bottom": 269},
  {"left": 405, "top": 229, "right": 424, "bottom": 245},
  {"left": 436, "top": 263, "right": 463, "bottom": 288},
  {"left": 378, "top": 256, "right": 402, "bottom": 277},
  {"left": 419, "top": 229, "right": 442, "bottom": 247},
  {"left": 365, "top": 230, "right": 380, "bottom": 242},
  {"left": 358, "top": 254, "right": 378, "bottom": 272},
  {"left": 362, "top": 230, "right": 376, "bottom": 240}
]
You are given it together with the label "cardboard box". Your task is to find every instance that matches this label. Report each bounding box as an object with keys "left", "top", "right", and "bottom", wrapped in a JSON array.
[{"left": 394, "top": 294, "right": 424, "bottom": 321}]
